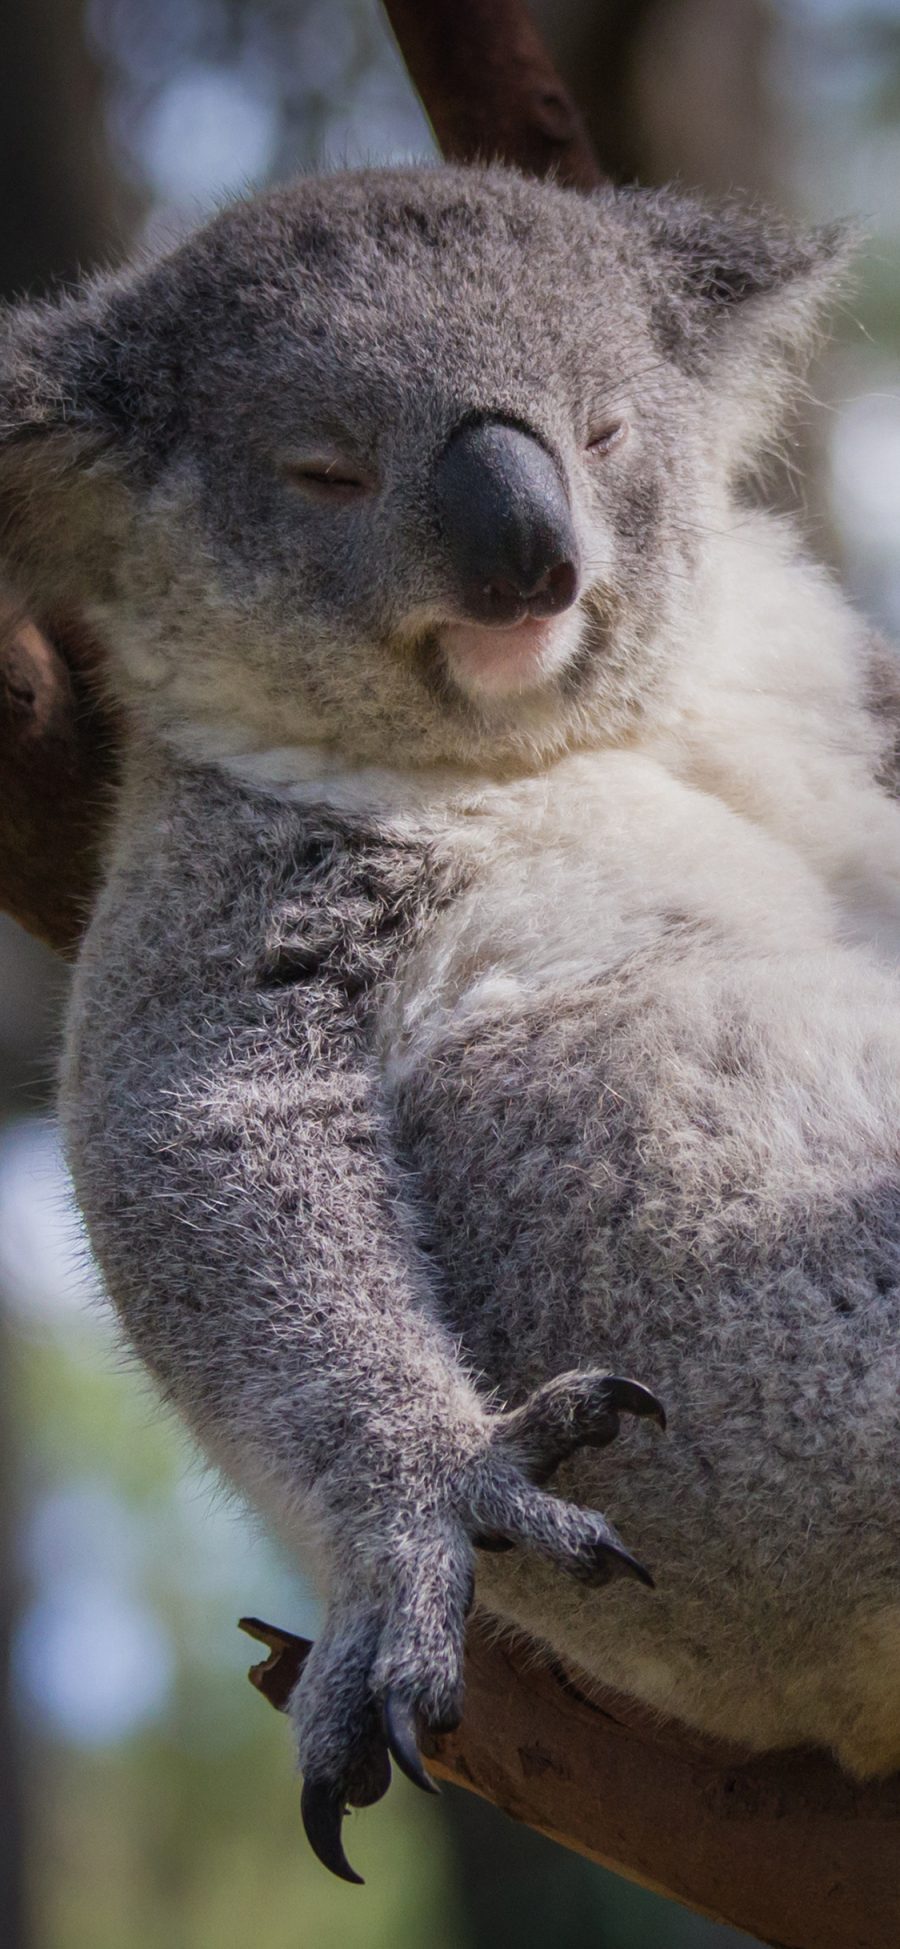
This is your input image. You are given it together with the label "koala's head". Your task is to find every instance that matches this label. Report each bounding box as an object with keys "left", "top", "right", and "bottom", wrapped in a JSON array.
[{"left": 0, "top": 165, "right": 848, "bottom": 772}]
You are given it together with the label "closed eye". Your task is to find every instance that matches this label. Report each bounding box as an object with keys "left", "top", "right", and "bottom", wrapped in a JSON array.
[
  {"left": 281, "top": 456, "right": 373, "bottom": 501},
  {"left": 586, "top": 420, "right": 628, "bottom": 457}
]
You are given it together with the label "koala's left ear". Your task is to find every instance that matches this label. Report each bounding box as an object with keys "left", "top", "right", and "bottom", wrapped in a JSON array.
[
  {"left": 0, "top": 280, "right": 140, "bottom": 609},
  {"left": 616, "top": 187, "right": 854, "bottom": 433}
]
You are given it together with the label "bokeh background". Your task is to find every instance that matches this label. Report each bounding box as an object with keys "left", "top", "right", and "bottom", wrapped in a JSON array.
[{"left": 2, "top": 2, "right": 899, "bottom": 1944}]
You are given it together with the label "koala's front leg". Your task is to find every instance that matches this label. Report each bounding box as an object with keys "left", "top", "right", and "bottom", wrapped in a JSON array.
[
  {"left": 238, "top": 1100, "right": 664, "bottom": 1880},
  {"left": 62, "top": 790, "right": 662, "bottom": 1881},
  {"left": 70, "top": 1004, "right": 662, "bottom": 1880}
]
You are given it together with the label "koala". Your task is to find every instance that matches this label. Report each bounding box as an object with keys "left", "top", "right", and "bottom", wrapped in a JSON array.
[{"left": 2, "top": 162, "right": 900, "bottom": 1883}]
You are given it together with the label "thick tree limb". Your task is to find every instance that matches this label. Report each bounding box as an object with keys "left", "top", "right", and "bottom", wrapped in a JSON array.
[
  {"left": 2, "top": 5, "right": 899, "bottom": 1945},
  {"left": 382, "top": 0, "right": 603, "bottom": 189},
  {"left": 241, "top": 1614, "right": 900, "bottom": 1949},
  {"left": 0, "top": 605, "right": 116, "bottom": 955}
]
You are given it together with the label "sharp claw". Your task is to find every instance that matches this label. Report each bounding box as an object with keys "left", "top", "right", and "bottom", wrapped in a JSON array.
[
  {"left": 588, "top": 1541, "right": 655, "bottom": 1590},
  {"left": 300, "top": 1779, "right": 364, "bottom": 1885},
  {"left": 606, "top": 1378, "right": 667, "bottom": 1431},
  {"left": 382, "top": 1692, "right": 440, "bottom": 1796},
  {"left": 615, "top": 1547, "right": 655, "bottom": 1589}
]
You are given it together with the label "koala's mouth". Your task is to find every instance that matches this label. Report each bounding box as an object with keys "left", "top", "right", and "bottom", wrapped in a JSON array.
[{"left": 438, "top": 610, "right": 584, "bottom": 701}]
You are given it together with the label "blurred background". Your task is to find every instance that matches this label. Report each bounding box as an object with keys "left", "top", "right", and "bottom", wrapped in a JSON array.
[{"left": 1, "top": 1, "right": 899, "bottom": 1943}]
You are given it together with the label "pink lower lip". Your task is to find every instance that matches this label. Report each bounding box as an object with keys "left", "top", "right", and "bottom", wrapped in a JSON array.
[{"left": 441, "top": 617, "right": 558, "bottom": 692}]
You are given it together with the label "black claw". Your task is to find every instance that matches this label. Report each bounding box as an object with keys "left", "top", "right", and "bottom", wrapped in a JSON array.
[
  {"left": 473, "top": 1530, "right": 516, "bottom": 1553},
  {"left": 382, "top": 1692, "right": 439, "bottom": 1796},
  {"left": 607, "top": 1377, "right": 667, "bottom": 1431},
  {"left": 616, "top": 1547, "right": 655, "bottom": 1589},
  {"left": 300, "top": 1779, "right": 364, "bottom": 1885},
  {"left": 594, "top": 1542, "right": 655, "bottom": 1590}
]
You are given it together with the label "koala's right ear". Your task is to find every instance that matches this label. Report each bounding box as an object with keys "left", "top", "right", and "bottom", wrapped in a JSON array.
[
  {"left": 607, "top": 185, "right": 856, "bottom": 476},
  {"left": 617, "top": 186, "right": 853, "bottom": 375},
  {"left": 0, "top": 282, "right": 139, "bottom": 608}
]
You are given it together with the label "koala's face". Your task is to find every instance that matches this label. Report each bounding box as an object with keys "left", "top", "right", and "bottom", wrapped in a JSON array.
[{"left": 0, "top": 166, "right": 845, "bottom": 770}]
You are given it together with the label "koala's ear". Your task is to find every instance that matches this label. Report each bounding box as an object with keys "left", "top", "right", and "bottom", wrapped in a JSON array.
[
  {"left": 0, "top": 283, "right": 135, "bottom": 607},
  {"left": 615, "top": 189, "right": 854, "bottom": 463}
]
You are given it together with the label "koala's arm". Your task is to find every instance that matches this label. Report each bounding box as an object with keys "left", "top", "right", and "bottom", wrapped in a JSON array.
[{"left": 61, "top": 751, "right": 654, "bottom": 1874}]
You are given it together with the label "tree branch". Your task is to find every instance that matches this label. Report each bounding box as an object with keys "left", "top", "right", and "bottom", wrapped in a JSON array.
[
  {"left": 241, "top": 1614, "right": 900, "bottom": 1949},
  {"left": 381, "top": 0, "right": 603, "bottom": 190},
  {"left": 0, "top": 604, "right": 116, "bottom": 955}
]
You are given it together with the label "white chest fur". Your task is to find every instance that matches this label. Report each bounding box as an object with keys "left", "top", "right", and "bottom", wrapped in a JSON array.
[
  {"left": 379, "top": 746, "right": 861, "bottom": 1067},
  {"left": 215, "top": 726, "right": 900, "bottom": 1055}
]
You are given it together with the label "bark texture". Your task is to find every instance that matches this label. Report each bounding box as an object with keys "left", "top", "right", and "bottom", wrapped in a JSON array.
[
  {"left": 242, "top": 1613, "right": 900, "bottom": 1949},
  {"left": 382, "top": 0, "right": 603, "bottom": 189}
]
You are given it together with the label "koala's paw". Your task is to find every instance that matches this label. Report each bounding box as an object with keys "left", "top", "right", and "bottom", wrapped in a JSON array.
[
  {"left": 290, "top": 1371, "right": 662, "bottom": 1882},
  {"left": 292, "top": 1534, "right": 474, "bottom": 1883},
  {"left": 470, "top": 1369, "right": 665, "bottom": 1575}
]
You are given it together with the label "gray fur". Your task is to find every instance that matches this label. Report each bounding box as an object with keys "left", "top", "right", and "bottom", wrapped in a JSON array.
[{"left": 1, "top": 165, "right": 898, "bottom": 1840}]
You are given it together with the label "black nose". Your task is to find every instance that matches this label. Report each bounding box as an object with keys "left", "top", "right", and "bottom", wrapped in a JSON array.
[{"left": 434, "top": 419, "right": 580, "bottom": 626}]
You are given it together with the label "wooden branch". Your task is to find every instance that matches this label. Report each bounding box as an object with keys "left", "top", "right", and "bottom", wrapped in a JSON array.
[
  {"left": 0, "top": 604, "right": 116, "bottom": 956},
  {"left": 432, "top": 1628, "right": 900, "bottom": 1949},
  {"left": 241, "top": 1614, "right": 900, "bottom": 1949},
  {"left": 382, "top": 0, "right": 603, "bottom": 190},
  {"left": 4, "top": 7, "right": 899, "bottom": 1946}
]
